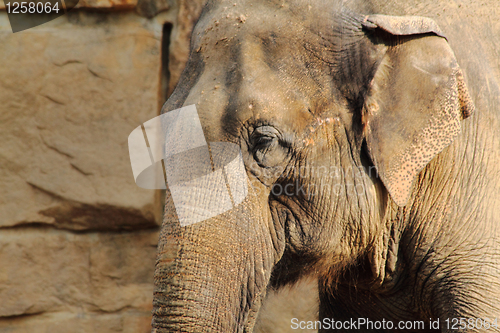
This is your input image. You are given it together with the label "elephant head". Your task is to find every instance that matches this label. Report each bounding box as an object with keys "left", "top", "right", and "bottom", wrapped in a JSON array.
[{"left": 152, "top": 0, "right": 474, "bottom": 331}]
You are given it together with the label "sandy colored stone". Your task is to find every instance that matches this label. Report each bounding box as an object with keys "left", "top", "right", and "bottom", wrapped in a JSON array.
[
  {"left": 136, "top": 0, "right": 173, "bottom": 18},
  {"left": 0, "top": 310, "right": 153, "bottom": 333},
  {"left": 255, "top": 279, "right": 319, "bottom": 333},
  {"left": 0, "top": 228, "right": 158, "bottom": 318},
  {"left": 0, "top": 12, "right": 165, "bottom": 230},
  {"left": 74, "top": 0, "right": 137, "bottom": 9}
]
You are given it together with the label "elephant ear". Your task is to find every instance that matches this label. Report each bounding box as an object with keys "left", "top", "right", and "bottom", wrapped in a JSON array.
[{"left": 360, "top": 15, "right": 474, "bottom": 207}]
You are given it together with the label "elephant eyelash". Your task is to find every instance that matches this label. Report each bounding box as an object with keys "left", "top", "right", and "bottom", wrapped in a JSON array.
[
  {"left": 251, "top": 129, "right": 295, "bottom": 155},
  {"left": 250, "top": 126, "right": 280, "bottom": 149},
  {"left": 254, "top": 135, "right": 275, "bottom": 150}
]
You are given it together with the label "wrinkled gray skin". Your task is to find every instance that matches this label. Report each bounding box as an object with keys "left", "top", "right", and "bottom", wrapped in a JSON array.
[{"left": 152, "top": 0, "right": 500, "bottom": 332}]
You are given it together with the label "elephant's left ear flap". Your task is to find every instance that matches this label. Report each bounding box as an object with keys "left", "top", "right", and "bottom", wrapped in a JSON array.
[{"left": 361, "top": 15, "right": 475, "bottom": 207}]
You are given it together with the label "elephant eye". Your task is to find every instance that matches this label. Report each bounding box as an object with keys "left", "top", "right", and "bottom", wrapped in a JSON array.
[
  {"left": 254, "top": 134, "right": 275, "bottom": 150},
  {"left": 251, "top": 126, "right": 279, "bottom": 151},
  {"left": 251, "top": 125, "right": 290, "bottom": 167}
]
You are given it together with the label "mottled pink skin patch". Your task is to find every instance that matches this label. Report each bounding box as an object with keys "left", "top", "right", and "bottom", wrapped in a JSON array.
[{"left": 302, "top": 117, "right": 338, "bottom": 146}]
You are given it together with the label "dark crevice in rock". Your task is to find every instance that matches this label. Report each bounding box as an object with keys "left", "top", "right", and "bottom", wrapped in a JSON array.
[
  {"left": 0, "top": 311, "right": 45, "bottom": 321},
  {"left": 160, "top": 22, "right": 173, "bottom": 105},
  {"left": 0, "top": 221, "right": 159, "bottom": 234},
  {"left": 22, "top": 181, "right": 160, "bottom": 232},
  {"left": 2, "top": 202, "right": 160, "bottom": 233},
  {"left": 39, "top": 202, "right": 159, "bottom": 231}
]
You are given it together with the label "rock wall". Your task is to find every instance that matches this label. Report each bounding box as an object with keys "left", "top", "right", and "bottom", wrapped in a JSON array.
[
  {"left": 0, "top": 1, "right": 317, "bottom": 331},
  {"left": 0, "top": 1, "right": 192, "bottom": 330}
]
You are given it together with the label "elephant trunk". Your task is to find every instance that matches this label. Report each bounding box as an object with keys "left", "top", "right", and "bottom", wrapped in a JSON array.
[{"left": 152, "top": 192, "right": 280, "bottom": 332}]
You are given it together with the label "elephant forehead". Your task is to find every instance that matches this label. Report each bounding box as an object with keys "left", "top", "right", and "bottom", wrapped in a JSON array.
[
  {"left": 193, "top": 5, "right": 299, "bottom": 56},
  {"left": 185, "top": 0, "right": 347, "bottom": 140},
  {"left": 186, "top": 50, "right": 316, "bottom": 142},
  {"left": 192, "top": 0, "right": 340, "bottom": 59}
]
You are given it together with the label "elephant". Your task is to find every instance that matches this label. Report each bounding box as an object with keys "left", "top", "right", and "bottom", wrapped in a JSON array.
[{"left": 151, "top": 0, "right": 500, "bottom": 331}]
